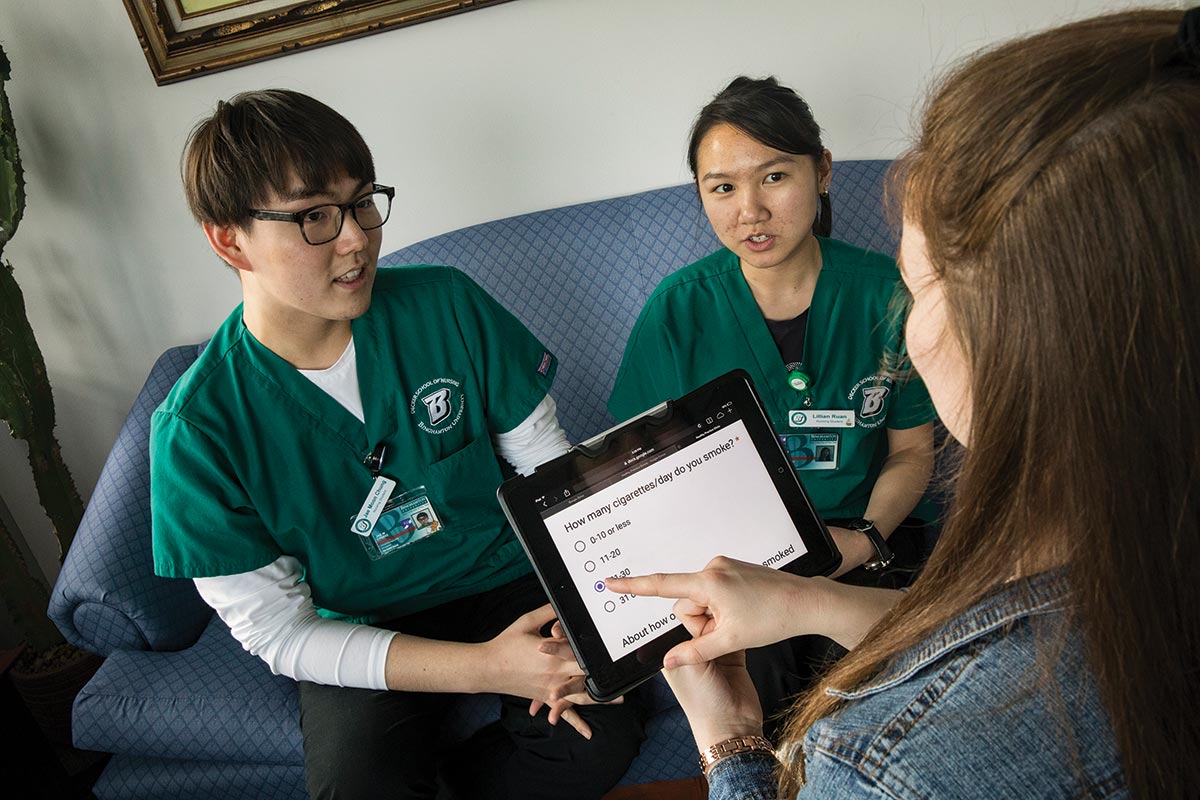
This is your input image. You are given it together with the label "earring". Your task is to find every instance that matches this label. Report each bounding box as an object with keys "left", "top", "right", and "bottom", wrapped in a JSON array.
[{"left": 814, "top": 188, "right": 832, "bottom": 237}]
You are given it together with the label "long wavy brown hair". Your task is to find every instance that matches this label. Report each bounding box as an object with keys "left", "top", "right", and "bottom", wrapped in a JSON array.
[{"left": 779, "top": 9, "right": 1200, "bottom": 799}]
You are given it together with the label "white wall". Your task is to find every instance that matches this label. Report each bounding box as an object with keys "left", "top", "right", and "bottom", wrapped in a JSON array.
[{"left": 0, "top": 0, "right": 1146, "bottom": 583}]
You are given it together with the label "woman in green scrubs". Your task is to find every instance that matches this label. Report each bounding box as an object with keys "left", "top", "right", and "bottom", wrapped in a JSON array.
[{"left": 608, "top": 76, "right": 937, "bottom": 735}]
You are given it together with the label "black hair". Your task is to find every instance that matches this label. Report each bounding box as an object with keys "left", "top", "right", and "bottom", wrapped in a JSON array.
[{"left": 687, "top": 76, "right": 831, "bottom": 235}]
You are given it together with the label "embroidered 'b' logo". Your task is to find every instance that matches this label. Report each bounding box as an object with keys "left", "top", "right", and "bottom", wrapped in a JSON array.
[
  {"left": 422, "top": 388, "right": 453, "bottom": 425},
  {"left": 860, "top": 386, "right": 890, "bottom": 418}
]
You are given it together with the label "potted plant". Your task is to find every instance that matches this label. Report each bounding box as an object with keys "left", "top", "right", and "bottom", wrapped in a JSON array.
[{"left": 0, "top": 42, "right": 101, "bottom": 751}]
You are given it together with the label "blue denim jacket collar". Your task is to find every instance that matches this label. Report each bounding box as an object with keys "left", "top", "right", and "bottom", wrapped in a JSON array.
[{"left": 828, "top": 568, "right": 1071, "bottom": 701}]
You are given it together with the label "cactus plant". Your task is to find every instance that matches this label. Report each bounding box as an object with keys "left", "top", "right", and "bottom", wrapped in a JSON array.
[{"left": 0, "top": 43, "right": 85, "bottom": 657}]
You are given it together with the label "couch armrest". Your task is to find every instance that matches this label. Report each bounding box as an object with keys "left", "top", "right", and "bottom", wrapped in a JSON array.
[
  {"left": 49, "top": 345, "right": 213, "bottom": 655},
  {"left": 72, "top": 614, "right": 302, "bottom": 763}
]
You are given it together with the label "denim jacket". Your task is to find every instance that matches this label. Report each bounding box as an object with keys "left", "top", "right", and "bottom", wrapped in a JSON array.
[{"left": 707, "top": 570, "right": 1128, "bottom": 799}]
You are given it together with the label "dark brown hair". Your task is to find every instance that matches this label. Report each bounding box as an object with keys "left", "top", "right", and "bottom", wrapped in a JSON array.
[
  {"left": 781, "top": 9, "right": 1200, "bottom": 798},
  {"left": 181, "top": 89, "right": 374, "bottom": 228}
]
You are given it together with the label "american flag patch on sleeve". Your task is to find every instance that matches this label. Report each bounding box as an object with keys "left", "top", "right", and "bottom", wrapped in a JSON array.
[{"left": 537, "top": 351, "right": 553, "bottom": 376}]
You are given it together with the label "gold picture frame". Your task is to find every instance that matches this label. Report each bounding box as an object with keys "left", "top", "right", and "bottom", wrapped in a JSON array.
[{"left": 123, "top": 0, "right": 515, "bottom": 85}]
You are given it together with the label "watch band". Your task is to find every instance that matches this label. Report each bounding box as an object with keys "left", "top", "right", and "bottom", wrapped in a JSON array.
[
  {"left": 698, "top": 735, "right": 775, "bottom": 776},
  {"left": 847, "top": 518, "right": 894, "bottom": 572}
]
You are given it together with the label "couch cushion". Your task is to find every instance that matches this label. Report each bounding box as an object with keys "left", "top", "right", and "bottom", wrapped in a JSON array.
[
  {"left": 93, "top": 755, "right": 305, "bottom": 800},
  {"left": 614, "top": 675, "right": 701, "bottom": 785}
]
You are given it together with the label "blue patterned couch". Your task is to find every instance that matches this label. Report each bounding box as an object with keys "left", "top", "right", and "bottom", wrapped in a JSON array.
[{"left": 48, "top": 162, "right": 897, "bottom": 799}]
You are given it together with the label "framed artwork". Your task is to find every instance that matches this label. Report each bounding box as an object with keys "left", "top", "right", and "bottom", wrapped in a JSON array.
[{"left": 122, "top": 0, "right": 516, "bottom": 85}]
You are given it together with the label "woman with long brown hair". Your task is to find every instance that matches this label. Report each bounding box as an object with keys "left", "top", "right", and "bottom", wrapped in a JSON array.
[{"left": 608, "top": 7, "right": 1200, "bottom": 798}]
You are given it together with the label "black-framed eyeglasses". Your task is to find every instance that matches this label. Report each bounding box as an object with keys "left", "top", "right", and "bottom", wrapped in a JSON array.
[{"left": 248, "top": 184, "right": 395, "bottom": 245}]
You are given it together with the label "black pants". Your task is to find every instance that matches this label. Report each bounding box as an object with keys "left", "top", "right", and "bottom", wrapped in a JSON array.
[
  {"left": 746, "top": 518, "right": 931, "bottom": 741},
  {"left": 298, "top": 574, "right": 647, "bottom": 800}
]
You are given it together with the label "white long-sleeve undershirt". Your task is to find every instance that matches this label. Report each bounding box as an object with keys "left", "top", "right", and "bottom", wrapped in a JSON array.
[
  {"left": 194, "top": 362, "right": 570, "bottom": 689},
  {"left": 196, "top": 554, "right": 396, "bottom": 688}
]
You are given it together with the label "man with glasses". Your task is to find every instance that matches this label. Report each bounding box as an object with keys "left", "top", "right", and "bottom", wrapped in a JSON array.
[{"left": 149, "top": 89, "right": 644, "bottom": 800}]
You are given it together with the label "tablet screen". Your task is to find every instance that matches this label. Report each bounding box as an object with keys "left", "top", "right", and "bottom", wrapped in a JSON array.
[{"left": 540, "top": 415, "right": 805, "bottom": 662}]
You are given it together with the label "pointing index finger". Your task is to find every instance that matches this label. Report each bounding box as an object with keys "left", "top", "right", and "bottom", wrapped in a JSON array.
[{"left": 605, "top": 572, "right": 703, "bottom": 601}]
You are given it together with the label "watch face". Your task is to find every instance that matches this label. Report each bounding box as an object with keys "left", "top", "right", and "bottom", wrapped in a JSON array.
[{"left": 863, "top": 548, "right": 892, "bottom": 571}]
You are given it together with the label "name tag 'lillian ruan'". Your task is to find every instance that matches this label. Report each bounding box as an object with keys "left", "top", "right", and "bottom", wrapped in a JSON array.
[{"left": 788, "top": 409, "right": 855, "bottom": 428}]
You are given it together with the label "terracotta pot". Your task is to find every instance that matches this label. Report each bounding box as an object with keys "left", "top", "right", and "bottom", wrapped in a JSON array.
[{"left": 10, "top": 645, "right": 104, "bottom": 748}]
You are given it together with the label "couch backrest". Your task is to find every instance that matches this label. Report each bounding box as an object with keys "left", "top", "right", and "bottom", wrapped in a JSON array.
[{"left": 381, "top": 161, "right": 895, "bottom": 443}]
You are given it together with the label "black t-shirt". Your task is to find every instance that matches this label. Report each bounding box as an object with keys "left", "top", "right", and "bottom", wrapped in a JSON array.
[{"left": 764, "top": 309, "right": 809, "bottom": 370}]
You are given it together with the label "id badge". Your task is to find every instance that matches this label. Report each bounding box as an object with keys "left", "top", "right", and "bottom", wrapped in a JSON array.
[
  {"left": 351, "top": 485, "right": 443, "bottom": 561},
  {"left": 780, "top": 433, "right": 840, "bottom": 471},
  {"left": 788, "top": 409, "right": 855, "bottom": 428}
]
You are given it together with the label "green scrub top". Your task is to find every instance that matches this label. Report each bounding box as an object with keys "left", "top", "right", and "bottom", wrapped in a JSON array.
[
  {"left": 151, "top": 266, "right": 556, "bottom": 622},
  {"left": 608, "top": 238, "right": 936, "bottom": 521}
]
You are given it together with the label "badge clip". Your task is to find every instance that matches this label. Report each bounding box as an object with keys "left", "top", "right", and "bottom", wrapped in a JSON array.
[
  {"left": 787, "top": 370, "right": 814, "bottom": 408},
  {"left": 363, "top": 443, "right": 387, "bottom": 477}
]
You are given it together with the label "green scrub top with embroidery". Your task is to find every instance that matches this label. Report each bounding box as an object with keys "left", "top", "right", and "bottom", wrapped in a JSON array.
[
  {"left": 608, "top": 237, "right": 937, "bottom": 521},
  {"left": 151, "top": 266, "right": 556, "bottom": 623}
]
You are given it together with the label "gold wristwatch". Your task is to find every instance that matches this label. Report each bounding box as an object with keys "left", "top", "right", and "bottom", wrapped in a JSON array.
[{"left": 698, "top": 735, "right": 775, "bottom": 776}]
